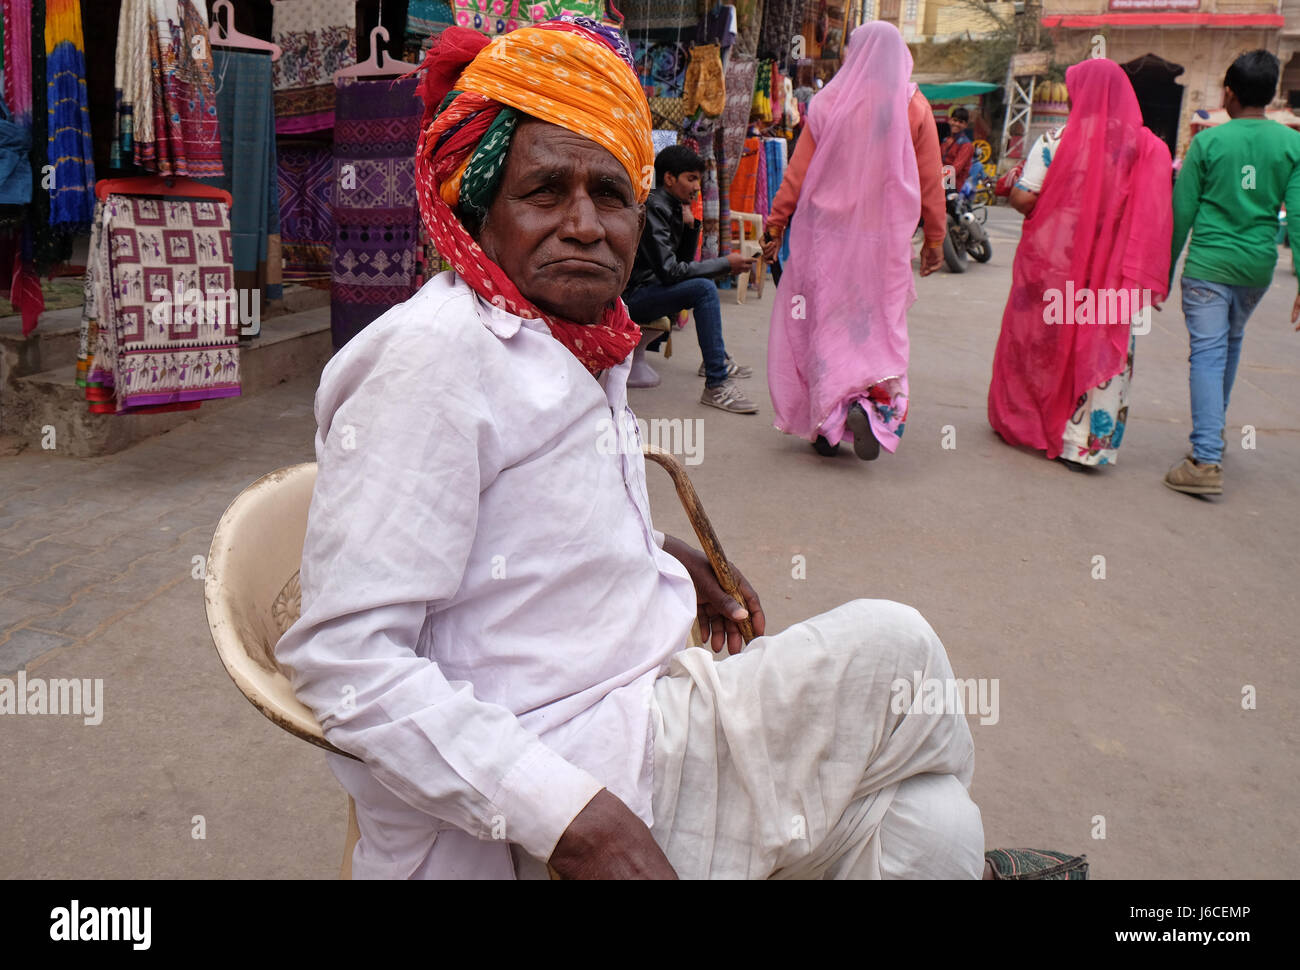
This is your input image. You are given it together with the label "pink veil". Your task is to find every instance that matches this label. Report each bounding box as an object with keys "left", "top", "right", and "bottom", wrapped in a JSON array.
[
  {"left": 766, "top": 21, "right": 921, "bottom": 445},
  {"left": 988, "top": 58, "right": 1173, "bottom": 457}
]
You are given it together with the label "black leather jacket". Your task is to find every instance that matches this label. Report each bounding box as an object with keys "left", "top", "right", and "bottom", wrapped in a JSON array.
[{"left": 624, "top": 186, "right": 732, "bottom": 295}]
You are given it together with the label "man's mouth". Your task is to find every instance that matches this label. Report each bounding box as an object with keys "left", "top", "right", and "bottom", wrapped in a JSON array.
[{"left": 545, "top": 257, "right": 615, "bottom": 274}]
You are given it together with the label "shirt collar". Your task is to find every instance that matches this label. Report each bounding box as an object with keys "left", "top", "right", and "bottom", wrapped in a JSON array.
[{"left": 472, "top": 292, "right": 550, "bottom": 339}]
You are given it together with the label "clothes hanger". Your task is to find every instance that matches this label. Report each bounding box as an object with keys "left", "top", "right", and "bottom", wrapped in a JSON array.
[
  {"left": 95, "top": 176, "right": 233, "bottom": 206},
  {"left": 334, "top": 26, "right": 407, "bottom": 80},
  {"left": 208, "top": 0, "right": 282, "bottom": 60}
]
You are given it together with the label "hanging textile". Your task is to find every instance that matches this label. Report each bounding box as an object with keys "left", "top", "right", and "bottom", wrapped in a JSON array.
[
  {"left": 406, "top": 0, "right": 455, "bottom": 59},
  {"left": 2, "top": 0, "right": 32, "bottom": 127},
  {"left": 272, "top": 0, "right": 357, "bottom": 135},
  {"left": 757, "top": 0, "right": 804, "bottom": 62},
  {"left": 44, "top": 0, "right": 94, "bottom": 227},
  {"left": 112, "top": 1, "right": 223, "bottom": 178},
  {"left": 79, "top": 195, "right": 241, "bottom": 413},
  {"left": 715, "top": 125, "right": 732, "bottom": 256},
  {"left": 28, "top": 0, "right": 70, "bottom": 272},
  {"left": 651, "top": 128, "right": 677, "bottom": 154},
  {"left": 198, "top": 48, "right": 280, "bottom": 300},
  {"left": 697, "top": 126, "right": 719, "bottom": 259},
  {"left": 728, "top": 133, "right": 759, "bottom": 211},
  {"left": 329, "top": 76, "right": 422, "bottom": 349},
  {"left": 448, "top": 1, "right": 606, "bottom": 38},
  {"left": 721, "top": 53, "right": 756, "bottom": 181},
  {"left": 753, "top": 135, "right": 769, "bottom": 215},
  {"left": 731, "top": 0, "right": 761, "bottom": 56},
  {"left": 277, "top": 142, "right": 333, "bottom": 280},
  {"left": 683, "top": 43, "right": 725, "bottom": 118},
  {"left": 751, "top": 57, "right": 772, "bottom": 121}
]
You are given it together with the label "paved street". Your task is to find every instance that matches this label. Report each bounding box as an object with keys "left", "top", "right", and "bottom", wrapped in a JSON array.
[{"left": 2, "top": 206, "right": 1297, "bottom": 879}]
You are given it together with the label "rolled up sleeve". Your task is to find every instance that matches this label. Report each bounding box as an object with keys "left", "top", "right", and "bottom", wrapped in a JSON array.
[{"left": 275, "top": 300, "right": 604, "bottom": 863}]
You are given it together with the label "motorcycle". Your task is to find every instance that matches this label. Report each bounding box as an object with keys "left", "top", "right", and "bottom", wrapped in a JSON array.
[{"left": 941, "top": 164, "right": 993, "bottom": 273}]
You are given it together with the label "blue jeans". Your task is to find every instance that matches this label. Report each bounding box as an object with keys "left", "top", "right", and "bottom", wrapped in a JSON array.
[
  {"left": 1180, "top": 276, "right": 1268, "bottom": 464},
  {"left": 625, "top": 278, "right": 729, "bottom": 386}
]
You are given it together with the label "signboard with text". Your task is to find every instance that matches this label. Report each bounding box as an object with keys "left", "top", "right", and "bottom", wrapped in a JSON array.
[{"left": 1010, "top": 52, "right": 1050, "bottom": 76}]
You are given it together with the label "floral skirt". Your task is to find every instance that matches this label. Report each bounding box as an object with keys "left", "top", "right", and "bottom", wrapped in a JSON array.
[
  {"left": 1061, "top": 331, "right": 1136, "bottom": 466},
  {"left": 830, "top": 376, "right": 908, "bottom": 453}
]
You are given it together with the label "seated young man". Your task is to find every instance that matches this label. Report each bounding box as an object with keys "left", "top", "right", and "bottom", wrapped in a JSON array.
[{"left": 623, "top": 145, "right": 758, "bottom": 414}]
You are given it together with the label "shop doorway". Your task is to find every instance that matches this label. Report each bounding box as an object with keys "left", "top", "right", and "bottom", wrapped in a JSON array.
[{"left": 1122, "top": 53, "right": 1185, "bottom": 156}]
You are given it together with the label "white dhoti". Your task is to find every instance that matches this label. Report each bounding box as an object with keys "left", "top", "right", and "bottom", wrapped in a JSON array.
[{"left": 648, "top": 599, "right": 984, "bottom": 879}]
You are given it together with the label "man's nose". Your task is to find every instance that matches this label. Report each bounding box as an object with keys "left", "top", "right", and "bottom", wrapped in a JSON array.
[{"left": 559, "top": 192, "right": 606, "bottom": 245}]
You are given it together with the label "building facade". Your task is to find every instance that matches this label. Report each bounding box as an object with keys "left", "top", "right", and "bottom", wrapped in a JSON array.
[
  {"left": 1042, "top": 0, "right": 1284, "bottom": 158},
  {"left": 868, "top": 0, "right": 1016, "bottom": 41}
]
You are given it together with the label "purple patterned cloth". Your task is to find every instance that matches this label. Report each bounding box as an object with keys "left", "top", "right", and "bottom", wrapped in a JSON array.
[{"left": 330, "top": 77, "right": 423, "bottom": 348}]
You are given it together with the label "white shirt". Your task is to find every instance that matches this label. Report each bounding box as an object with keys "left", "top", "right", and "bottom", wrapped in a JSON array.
[{"left": 276, "top": 273, "right": 697, "bottom": 879}]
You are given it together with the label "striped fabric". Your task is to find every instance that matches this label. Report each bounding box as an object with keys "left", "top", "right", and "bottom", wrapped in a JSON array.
[
  {"left": 984, "top": 848, "right": 1089, "bottom": 880},
  {"left": 44, "top": 0, "right": 94, "bottom": 227}
]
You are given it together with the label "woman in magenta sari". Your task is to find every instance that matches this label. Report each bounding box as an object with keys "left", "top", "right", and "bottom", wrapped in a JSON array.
[
  {"left": 764, "top": 21, "right": 945, "bottom": 460},
  {"left": 989, "top": 58, "right": 1173, "bottom": 468}
]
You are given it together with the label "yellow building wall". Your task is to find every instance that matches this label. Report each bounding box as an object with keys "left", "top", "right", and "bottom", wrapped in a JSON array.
[{"left": 922, "top": 1, "right": 1015, "bottom": 38}]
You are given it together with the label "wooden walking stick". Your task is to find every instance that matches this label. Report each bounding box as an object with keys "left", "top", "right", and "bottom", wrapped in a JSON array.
[{"left": 643, "top": 446, "right": 756, "bottom": 644}]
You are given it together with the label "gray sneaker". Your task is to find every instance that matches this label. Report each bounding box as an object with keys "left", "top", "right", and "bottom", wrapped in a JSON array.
[
  {"left": 700, "top": 379, "right": 758, "bottom": 414},
  {"left": 698, "top": 356, "right": 753, "bottom": 379}
]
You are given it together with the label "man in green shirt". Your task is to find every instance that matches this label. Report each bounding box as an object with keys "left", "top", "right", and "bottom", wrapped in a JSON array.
[{"left": 1165, "top": 49, "right": 1300, "bottom": 497}]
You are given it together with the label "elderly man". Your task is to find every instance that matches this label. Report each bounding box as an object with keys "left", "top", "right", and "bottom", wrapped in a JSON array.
[{"left": 277, "top": 19, "right": 985, "bottom": 880}]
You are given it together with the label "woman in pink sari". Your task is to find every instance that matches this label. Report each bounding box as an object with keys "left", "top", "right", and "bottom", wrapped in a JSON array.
[
  {"left": 989, "top": 58, "right": 1172, "bottom": 467},
  {"left": 763, "top": 21, "right": 945, "bottom": 460}
]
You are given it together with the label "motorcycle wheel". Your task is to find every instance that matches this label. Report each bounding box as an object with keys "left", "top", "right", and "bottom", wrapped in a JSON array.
[
  {"left": 966, "top": 223, "right": 993, "bottom": 263},
  {"left": 944, "top": 218, "right": 968, "bottom": 273}
]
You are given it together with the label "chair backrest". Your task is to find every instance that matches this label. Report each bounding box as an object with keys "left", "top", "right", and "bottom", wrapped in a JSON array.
[{"left": 204, "top": 462, "right": 354, "bottom": 759}]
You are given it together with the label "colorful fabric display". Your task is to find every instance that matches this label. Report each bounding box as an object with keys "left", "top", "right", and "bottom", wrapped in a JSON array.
[
  {"left": 277, "top": 143, "right": 333, "bottom": 280},
  {"left": 272, "top": 0, "right": 357, "bottom": 135},
  {"left": 44, "top": 0, "right": 94, "bottom": 227},
  {"left": 450, "top": 0, "right": 605, "bottom": 37},
  {"left": 197, "top": 49, "right": 280, "bottom": 300},
  {"left": 113, "top": 0, "right": 224, "bottom": 178},
  {"left": 79, "top": 195, "right": 241, "bottom": 413},
  {"left": 330, "top": 76, "right": 422, "bottom": 349},
  {"left": 406, "top": 0, "right": 455, "bottom": 59},
  {"left": 2, "top": 0, "right": 33, "bottom": 126},
  {"left": 683, "top": 42, "right": 725, "bottom": 118}
]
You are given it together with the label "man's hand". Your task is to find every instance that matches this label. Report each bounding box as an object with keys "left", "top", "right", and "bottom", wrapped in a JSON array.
[
  {"left": 760, "top": 232, "right": 781, "bottom": 262},
  {"left": 682, "top": 203, "right": 695, "bottom": 227},
  {"left": 663, "top": 535, "right": 766, "bottom": 655},
  {"left": 919, "top": 241, "right": 944, "bottom": 277},
  {"left": 726, "top": 251, "right": 755, "bottom": 275},
  {"left": 1292, "top": 290, "right": 1300, "bottom": 330},
  {"left": 549, "top": 789, "right": 678, "bottom": 879}
]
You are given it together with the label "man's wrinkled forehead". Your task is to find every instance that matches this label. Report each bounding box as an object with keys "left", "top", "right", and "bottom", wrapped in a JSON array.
[{"left": 509, "top": 120, "right": 636, "bottom": 193}]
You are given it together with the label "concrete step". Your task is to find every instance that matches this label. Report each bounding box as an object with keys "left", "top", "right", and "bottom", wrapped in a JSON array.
[{"left": 4, "top": 305, "right": 332, "bottom": 457}]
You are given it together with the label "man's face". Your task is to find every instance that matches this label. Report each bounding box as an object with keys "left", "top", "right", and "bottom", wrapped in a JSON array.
[
  {"left": 476, "top": 120, "right": 645, "bottom": 326},
  {"left": 663, "top": 169, "right": 702, "bottom": 204},
  {"left": 950, "top": 118, "right": 967, "bottom": 137}
]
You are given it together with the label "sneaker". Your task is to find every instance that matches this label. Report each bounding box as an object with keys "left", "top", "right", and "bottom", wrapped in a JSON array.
[
  {"left": 698, "top": 356, "right": 753, "bottom": 379},
  {"left": 1163, "top": 455, "right": 1222, "bottom": 495},
  {"left": 845, "top": 401, "right": 881, "bottom": 461},
  {"left": 700, "top": 380, "right": 758, "bottom": 414}
]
